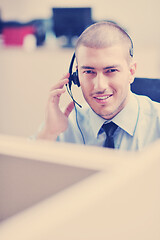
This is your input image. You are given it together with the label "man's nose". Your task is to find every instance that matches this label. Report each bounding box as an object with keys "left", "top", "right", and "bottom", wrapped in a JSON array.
[{"left": 93, "top": 73, "right": 108, "bottom": 91}]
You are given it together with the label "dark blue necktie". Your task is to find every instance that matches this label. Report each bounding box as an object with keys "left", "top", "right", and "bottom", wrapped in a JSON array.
[{"left": 102, "top": 122, "right": 118, "bottom": 148}]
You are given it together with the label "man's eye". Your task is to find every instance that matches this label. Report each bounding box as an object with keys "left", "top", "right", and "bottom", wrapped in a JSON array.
[
  {"left": 106, "top": 69, "right": 117, "bottom": 74},
  {"left": 84, "top": 70, "right": 95, "bottom": 74}
]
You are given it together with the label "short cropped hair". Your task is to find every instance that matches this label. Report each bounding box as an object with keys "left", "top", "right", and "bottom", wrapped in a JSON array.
[{"left": 75, "top": 21, "right": 133, "bottom": 59}]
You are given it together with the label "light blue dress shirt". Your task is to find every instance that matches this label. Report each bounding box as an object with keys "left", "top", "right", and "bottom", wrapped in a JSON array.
[{"left": 57, "top": 93, "right": 160, "bottom": 151}]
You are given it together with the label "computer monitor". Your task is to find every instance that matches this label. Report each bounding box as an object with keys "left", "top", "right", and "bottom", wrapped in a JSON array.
[
  {"left": 0, "top": 154, "right": 97, "bottom": 222},
  {"left": 0, "top": 136, "right": 98, "bottom": 222},
  {"left": 52, "top": 7, "right": 93, "bottom": 47}
]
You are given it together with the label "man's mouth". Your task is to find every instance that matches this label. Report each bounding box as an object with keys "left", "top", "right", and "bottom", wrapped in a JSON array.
[
  {"left": 95, "top": 96, "right": 110, "bottom": 100},
  {"left": 93, "top": 94, "right": 113, "bottom": 103}
]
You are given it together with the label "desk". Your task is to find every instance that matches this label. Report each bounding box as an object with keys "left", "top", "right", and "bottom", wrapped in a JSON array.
[{"left": 0, "top": 134, "right": 160, "bottom": 240}]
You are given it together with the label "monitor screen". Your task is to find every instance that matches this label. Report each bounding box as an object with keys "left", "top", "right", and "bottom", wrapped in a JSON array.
[{"left": 52, "top": 7, "right": 93, "bottom": 46}]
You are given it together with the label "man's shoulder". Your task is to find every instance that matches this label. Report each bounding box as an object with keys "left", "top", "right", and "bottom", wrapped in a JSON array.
[{"left": 134, "top": 94, "right": 160, "bottom": 117}]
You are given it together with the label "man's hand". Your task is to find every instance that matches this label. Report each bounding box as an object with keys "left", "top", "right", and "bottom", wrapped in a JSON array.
[{"left": 37, "top": 73, "right": 75, "bottom": 140}]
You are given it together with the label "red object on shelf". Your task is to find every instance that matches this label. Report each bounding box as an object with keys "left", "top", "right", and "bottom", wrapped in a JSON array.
[{"left": 2, "top": 26, "right": 35, "bottom": 46}]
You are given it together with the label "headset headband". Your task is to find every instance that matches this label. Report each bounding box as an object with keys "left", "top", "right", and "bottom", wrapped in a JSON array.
[{"left": 69, "top": 52, "right": 76, "bottom": 76}]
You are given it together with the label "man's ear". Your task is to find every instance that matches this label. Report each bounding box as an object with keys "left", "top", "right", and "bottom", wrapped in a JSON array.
[{"left": 129, "top": 62, "right": 137, "bottom": 84}]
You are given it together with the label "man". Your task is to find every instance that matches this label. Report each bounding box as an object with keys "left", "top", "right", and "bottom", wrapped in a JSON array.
[{"left": 37, "top": 21, "right": 160, "bottom": 151}]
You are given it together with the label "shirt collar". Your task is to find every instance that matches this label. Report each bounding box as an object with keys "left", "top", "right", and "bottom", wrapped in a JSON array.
[
  {"left": 113, "top": 93, "right": 139, "bottom": 136},
  {"left": 89, "top": 107, "right": 106, "bottom": 138},
  {"left": 89, "top": 92, "right": 139, "bottom": 138}
]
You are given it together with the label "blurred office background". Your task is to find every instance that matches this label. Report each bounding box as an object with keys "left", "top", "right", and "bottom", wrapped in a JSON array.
[{"left": 0, "top": 0, "right": 160, "bottom": 137}]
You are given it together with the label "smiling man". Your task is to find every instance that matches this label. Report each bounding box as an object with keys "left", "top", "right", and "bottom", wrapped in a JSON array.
[
  {"left": 37, "top": 21, "right": 160, "bottom": 151},
  {"left": 76, "top": 45, "right": 135, "bottom": 119}
]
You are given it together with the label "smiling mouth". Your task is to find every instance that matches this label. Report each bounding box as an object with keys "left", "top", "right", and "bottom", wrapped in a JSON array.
[
  {"left": 94, "top": 95, "right": 111, "bottom": 100},
  {"left": 93, "top": 94, "right": 113, "bottom": 102},
  {"left": 93, "top": 94, "right": 113, "bottom": 104}
]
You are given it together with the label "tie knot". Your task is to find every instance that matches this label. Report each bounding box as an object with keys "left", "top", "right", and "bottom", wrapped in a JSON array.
[{"left": 102, "top": 122, "right": 118, "bottom": 137}]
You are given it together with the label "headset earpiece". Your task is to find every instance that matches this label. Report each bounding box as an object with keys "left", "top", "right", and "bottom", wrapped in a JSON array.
[
  {"left": 69, "top": 69, "right": 80, "bottom": 90},
  {"left": 68, "top": 53, "right": 80, "bottom": 90},
  {"left": 67, "top": 53, "right": 82, "bottom": 108}
]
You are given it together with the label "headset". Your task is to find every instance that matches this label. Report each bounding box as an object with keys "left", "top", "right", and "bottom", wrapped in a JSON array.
[
  {"left": 66, "top": 52, "right": 82, "bottom": 108},
  {"left": 65, "top": 52, "right": 85, "bottom": 143},
  {"left": 68, "top": 52, "right": 80, "bottom": 90},
  {"left": 128, "top": 34, "right": 134, "bottom": 58}
]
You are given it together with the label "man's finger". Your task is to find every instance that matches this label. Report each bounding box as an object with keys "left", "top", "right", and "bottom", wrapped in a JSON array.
[
  {"left": 64, "top": 102, "right": 75, "bottom": 118},
  {"left": 49, "top": 88, "right": 65, "bottom": 100},
  {"left": 50, "top": 78, "right": 69, "bottom": 91}
]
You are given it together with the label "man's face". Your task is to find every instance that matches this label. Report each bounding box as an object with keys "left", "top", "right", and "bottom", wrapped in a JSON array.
[{"left": 76, "top": 45, "right": 136, "bottom": 119}]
